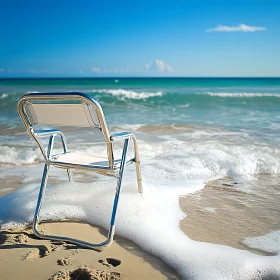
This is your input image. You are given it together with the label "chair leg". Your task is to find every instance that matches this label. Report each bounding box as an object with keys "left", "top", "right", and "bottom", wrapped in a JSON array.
[
  {"left": 132, "top": 136, "right": 143, "bottom": 194},
  {"left": 107, "top": 138, "right": 129, "bottom": 244},
  {"left": 135, "top": 158, "right": 143, "bottom": 194},
  {"left": 57, "top": 133, "right": 73, "bottom": 183},
  {"left": 67, "top": 169, "right": 73, "bottom": 183},
  {"left": 33, "top": 163, "right": 50, "bottom": 237}
]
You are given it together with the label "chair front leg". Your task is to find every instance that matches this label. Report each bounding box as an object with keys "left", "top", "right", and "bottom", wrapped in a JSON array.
[
  {"left": 33, "top": 163, "right": 50, "bottom": 237},
  {"left": 107, "top": 138, "right": 129, "bottom": 244},
  {"left": 33, "top": 135, "right": 54, "bottom": 236}
]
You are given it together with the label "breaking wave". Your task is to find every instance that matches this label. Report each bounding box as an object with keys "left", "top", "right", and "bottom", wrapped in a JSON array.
[
  {"left": 206, "top": 92, "right": 280, "bottom": 98},
  {"left": 88, "top": 89, "right": 163, "bottom": 99}
]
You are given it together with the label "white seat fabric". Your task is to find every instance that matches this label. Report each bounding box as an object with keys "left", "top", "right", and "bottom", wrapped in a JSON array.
[{"left": 51, "top": 152, "right": 120, "bottom": 168}]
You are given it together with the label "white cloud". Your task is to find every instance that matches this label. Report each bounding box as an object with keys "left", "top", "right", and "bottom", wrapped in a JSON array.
[
  {"left": 91, "top": 67, "right": 100, "bottom": 73},
  {"left": 146, "top": 60, "right": 174, "bottom": 73},
  {"left": 207, "top": 24, "right": 266, "bottom": 33},
  {"left": 155, "top": 60, "right": 165, "bottom": 72}
]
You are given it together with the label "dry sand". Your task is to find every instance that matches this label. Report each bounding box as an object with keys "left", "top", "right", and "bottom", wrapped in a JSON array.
[{"left": 0, "top": 222, "right": 180, "bottom": 280}]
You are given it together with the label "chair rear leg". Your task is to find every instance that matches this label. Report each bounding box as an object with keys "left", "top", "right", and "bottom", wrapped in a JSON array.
[
  {"left": 135, "top": 158, "right": 143, "bottom": 194},
  {"left": 59, "top": 133, "right": 73, "bottom": 183},
  {"left": 67, "top": 169, "right": 73, "bottom": 182},
  {"left": 132, "top": 136, "right": 143, "bottom": 194}
]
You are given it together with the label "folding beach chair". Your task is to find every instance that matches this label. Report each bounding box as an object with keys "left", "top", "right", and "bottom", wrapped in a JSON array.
[{"left": 17, "top": 92, "right": 143, "bottom": 249}]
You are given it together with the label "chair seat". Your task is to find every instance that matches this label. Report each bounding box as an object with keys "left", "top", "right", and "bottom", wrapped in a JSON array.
[{"left": 50, "top": 152, "right": 121, "bottom": 169}]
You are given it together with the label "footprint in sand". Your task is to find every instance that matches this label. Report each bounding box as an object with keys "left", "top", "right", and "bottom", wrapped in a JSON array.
[
  {"left": 49, "top": 266, "right": 122, "bottom": 280},
  {"left": 22, "top": 246, "right": 49, "bottom": 260},
  {"left": 13, "top": 233, "right": 28, "bottom": 244},
  {"left": 57, "top": 258, "right": 71, "bottom": 266},
  {"left": 98, "top": 258, "right": 121, "bottom": 268}
]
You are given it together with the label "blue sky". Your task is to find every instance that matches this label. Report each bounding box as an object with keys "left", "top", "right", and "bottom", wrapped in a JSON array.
[{"left": 0, "top": 0, "right": 279, "bottom": 77}]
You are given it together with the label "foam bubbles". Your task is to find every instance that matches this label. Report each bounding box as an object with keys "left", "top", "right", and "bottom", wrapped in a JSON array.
[{"left": 242, "top": 231, "right": 280, "bottom": 254}]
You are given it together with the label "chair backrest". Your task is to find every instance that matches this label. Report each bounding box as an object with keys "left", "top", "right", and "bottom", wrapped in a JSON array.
[
  {"left": 18, "top": 92, "right": 111, "bottom": 142},
  {"left": 25, "top": 103, "right": 101, "bottom": 128}
]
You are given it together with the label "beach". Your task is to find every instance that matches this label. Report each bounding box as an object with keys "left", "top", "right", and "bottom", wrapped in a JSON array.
[{"left": 1, "top": 78, "right": 280, "bottom": 279}]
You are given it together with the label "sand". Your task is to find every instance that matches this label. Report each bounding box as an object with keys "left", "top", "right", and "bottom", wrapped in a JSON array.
[{"left": 0, "top": 222, "right": 180, "bottom": 280}]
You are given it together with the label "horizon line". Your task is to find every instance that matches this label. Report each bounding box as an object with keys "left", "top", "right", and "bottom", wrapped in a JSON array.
[{"left": 1, "top": 76, "right": 280, "bottom": 79}]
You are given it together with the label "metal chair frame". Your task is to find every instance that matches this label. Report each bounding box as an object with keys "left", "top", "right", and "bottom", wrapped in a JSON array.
[{"left": 17, "top": 92, "right": 142, "bottom": 250}]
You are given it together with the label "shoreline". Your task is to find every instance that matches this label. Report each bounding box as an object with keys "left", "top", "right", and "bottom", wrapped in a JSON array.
[{"left": 179, "top": 177, "right": 280, "bottom": 256}]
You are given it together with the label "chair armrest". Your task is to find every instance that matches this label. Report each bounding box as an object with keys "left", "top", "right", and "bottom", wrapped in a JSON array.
[
  {"left": 110, "top": 132, "right": 134, "bottom": 142},
  {"left": 34, "top": 129, "right": 63, "bottom": 137}
]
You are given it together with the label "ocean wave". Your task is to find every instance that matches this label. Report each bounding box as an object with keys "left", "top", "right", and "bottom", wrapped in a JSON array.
[
  {"left": 0, "top": 146, "right": 42, "bottom": 165},
  {"left": 206, "top": 92, "right": 280, "bottom": 98},
  {"left": 2, "top": 130, "right": 280, "bottom": 179},
  {"left": 0, "top": 92, "right": 17, "bottom": 99},
  {"left": 88, "top": 89, "right": 163, "bottom": 99},
  {"left": 0, "top": 93, "right": 8, "bottom": 99}
]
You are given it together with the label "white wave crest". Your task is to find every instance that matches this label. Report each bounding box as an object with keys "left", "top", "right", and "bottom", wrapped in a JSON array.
[
  {"left": 0, "top": 93, "right": 8, "bottom": 99},
  {"left": 206, "top": 92, "right": 280, "bottom": 97},
  {"left": 0, "top": 146, "right": 42, "bottom": 165},
  {"left": 0, "top": 92, "right": 17, "bottom": 99},
  {"left": 90, "top": 89, "right": 163, "bottom": 99}
]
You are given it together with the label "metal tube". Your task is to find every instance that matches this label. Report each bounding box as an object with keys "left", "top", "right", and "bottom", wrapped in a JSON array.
[
  {"left": 33, "top": 136, "right": 53, "bottom": 235},
  {"left": 59, "top": 133, "right": 73, "bottom": 182},
  {"left": 132, "top": 135, "right": 143, "bottom": 194},
  {"left": 110, "top": 138, "right": 129, "bottom": 226},
  {"left": 33, "top": 163, "right": 50, "bottom": 235}
]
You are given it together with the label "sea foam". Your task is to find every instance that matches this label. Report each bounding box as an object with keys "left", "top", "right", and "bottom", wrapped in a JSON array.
[{"left": 242, "top": 231, "right": 280, "bottom": 254}]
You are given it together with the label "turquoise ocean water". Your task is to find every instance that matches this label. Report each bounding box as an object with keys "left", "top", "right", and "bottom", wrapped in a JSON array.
[
  {"left": 0, "top": 78, "right": 280, "bottom": 279},
  {"left": 1, "top": 77, "right": 280, "bottom": 133}
]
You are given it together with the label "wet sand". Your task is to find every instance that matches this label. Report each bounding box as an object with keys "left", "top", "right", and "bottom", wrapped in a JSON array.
[{"left": 180, "top": 176, "right": 280, "bottom": 255}]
